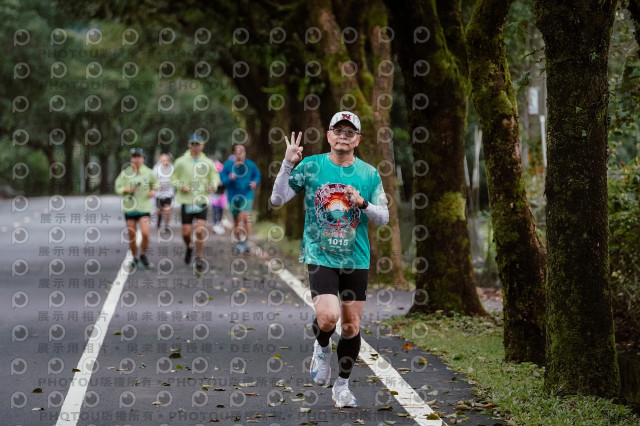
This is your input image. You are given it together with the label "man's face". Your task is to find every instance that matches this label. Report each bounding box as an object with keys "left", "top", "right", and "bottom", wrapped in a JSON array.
[
  {"left": 189, "top": 142, "right": 204, "bottom": 156},
  {"left": 130, "top": 155, "right": 144, "bottom": 167},
  {"left": 159, "top": 154, "right": 170, "bottom": 165},
  {"left": 234, "top": 145, "right": 246, "bottom": 163},
  {"left": 327, "top": 122, "right": 361, "bottom": 154}
]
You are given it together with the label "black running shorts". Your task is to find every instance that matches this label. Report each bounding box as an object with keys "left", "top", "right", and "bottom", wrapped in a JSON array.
[
  {"left": 124, "top": 212, "right": 150, "bottom": 221},
  {"left": 156, "top": 197, "right": 173, "bottom": 208},
  {"left": 308, "top": 264, "right": 368, "bottom": 301},
  {"left": 180, "top": 204, "right": 208, "bottom": 224}
]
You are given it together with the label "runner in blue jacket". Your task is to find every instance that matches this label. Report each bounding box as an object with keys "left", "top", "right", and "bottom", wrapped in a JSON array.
[{"left": 220, "top": 144, "right": 261, "bottom": 253}]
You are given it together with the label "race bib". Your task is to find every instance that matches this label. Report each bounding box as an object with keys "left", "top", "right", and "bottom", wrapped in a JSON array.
[
  {"left": 313, "top": 183, "right": 360, "bottom": 254},
  {"left": 319, "top": 226, "right": 357, "bottom": 254}
]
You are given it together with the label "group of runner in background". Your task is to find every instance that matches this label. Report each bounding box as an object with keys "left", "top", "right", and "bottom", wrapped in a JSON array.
[{"left": 114, "top": 134, "right": 261, "bottom": 273}]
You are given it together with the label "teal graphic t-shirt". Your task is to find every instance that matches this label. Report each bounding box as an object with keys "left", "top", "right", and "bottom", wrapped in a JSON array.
[{"left": 288, "top": 153, "right": 386, "bottom": 269}]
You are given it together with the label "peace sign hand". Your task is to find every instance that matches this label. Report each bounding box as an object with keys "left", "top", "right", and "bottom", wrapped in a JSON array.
[{"left": 284, "top": 131, "right": 303, "bottom": 164}]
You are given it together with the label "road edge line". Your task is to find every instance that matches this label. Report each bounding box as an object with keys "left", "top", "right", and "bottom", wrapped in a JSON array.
[{"left": 273, "top": 267, "right": 444, "bottom": 426}]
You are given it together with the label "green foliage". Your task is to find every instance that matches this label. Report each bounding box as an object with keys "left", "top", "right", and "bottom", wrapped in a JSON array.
[
  {"left": 386, "top": 313, "right": 639, "bottom": 425},
  {"left": 0, "top": 138, "right": 49, "bottom": 196},
  {"left": 608, "top": 160, "right": 640, "bottom": 344},
  {"left": 3, "top": 0, "right": 240, "bottom": 195},
  {"left": 608, "top": 8, "right": 640, "bottom": 166}
]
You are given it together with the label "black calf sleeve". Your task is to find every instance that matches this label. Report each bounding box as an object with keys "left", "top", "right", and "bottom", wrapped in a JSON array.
[
  {"left": 312, "top": 318, "right": 335, "bottom": 348},
  {"left": 337, "top": 332, "right": 361, "bottom": 379}
]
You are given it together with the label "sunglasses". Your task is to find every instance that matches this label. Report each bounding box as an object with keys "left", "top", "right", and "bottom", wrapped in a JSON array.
[{"left": 330, "top": 128, "right": 359, "bottom": 138}]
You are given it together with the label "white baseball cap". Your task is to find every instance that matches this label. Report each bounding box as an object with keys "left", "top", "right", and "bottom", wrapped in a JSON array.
[{"left": 329, "top": 111, "right": 361, "bottom": 132}]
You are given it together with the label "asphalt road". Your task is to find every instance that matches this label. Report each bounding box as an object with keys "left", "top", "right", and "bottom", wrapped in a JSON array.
[{"left": 1, "top": 195, "right": 503, "bottom": 426}]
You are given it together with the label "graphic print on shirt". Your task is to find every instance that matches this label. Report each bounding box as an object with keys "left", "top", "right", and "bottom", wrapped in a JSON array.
[
  {"left": 314, "top": 183, "right": 360, "bottom": 254},
  {"left": 122, "top": 173, "right": 148, "bottom": 211}
]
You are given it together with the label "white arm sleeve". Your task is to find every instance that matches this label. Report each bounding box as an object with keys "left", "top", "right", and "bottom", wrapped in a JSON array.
[
  {"left": 362, "top": 201, "right": 389, "bottom": 225},
  {"left": 270, "top": 160, "right": 298, "bottom": 206},
  {"left": 362, "top": 182, "right": 389, "bottom": 225}
]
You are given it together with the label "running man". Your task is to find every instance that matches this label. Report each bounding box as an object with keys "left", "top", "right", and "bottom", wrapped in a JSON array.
[
  {"left": 220, "top": 144, "right": 261, "bottom": 253},
  {"left": 270, "top": 111, "right": 389, "bottom": 408},
  {"left": 115, "top": 147, "right": 158, "bottom": 270},
  {"left": 171, "top": 133, "right": 220, "bottom": 272},
  {"left": 152, "top": 153, "right": 175, "bottom": 230}
]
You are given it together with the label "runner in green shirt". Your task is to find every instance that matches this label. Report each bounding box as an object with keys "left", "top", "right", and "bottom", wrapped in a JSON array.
[
  {"left": 115, "top": 148, "right": 158, "bottom": 270},
  {"left": 270, "top": 111, "right": 389, "bottom": 408},
  {"left": 171, "top": 133, "right": 220, "bottom": 273}
]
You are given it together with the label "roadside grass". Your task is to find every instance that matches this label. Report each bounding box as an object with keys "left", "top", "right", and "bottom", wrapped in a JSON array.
[
  {"left": 385, "top": 313, "right": 639, "bottom": 426},
  {"left": 253, "top": 219, "right": 302, "bottom": 260}
]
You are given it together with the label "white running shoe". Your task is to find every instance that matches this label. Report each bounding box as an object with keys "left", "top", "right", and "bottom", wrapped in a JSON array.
[
  {"left": 221, "top": 217, "right": 233, "bottom": 230},
  {"left": 213, "top": 224, "right": 225, "bottom": 235},
  {"left": 310, "top": 340, "right": 332, "bottom": 386},
  {"left": 332, "top": 377, "right": 357, "bottom": 408}
]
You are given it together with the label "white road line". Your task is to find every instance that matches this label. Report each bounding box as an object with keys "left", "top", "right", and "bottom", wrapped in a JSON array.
[
  {"left": 274, "top": 267, "right": 444, "bottom": 426},
  {"left": 55, "top": 238, "right": 138, "bottom": 425}
]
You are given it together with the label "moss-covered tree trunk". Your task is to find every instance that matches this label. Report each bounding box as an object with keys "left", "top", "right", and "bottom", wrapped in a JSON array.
[
  {"left": 535, "top": 0, "right": 620, "bottom": 397},
  {"left": 369, "top": 5, "right": 408, "bottom": 288},
  {"left": 308, "top": 0, "right": 407, "bottom": 286},
  {"left": 387, "top": 0, "right": 486, "bottom": 315},
  {"left": 467, "top": 0, "right": 546, "bottom": 364}
]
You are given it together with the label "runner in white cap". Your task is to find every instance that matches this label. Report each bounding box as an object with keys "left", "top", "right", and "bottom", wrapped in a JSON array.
[{"left": 270, "top": 111, "right": 389, "bottom": 408}]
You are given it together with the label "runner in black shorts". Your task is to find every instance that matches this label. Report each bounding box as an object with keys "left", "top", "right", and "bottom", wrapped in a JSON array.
[
  {"left": 115, "top": 148, "right": 158, "bottom": 270},
  {"left": 270, "top": 111, "right": 389, "bottom": 408},
  {"left": 171, "top": 133, "right": 220, "bottom": 271}
]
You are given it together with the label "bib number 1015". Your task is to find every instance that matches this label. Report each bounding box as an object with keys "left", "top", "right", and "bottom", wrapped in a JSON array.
[{"left": 329, "top": 238, "right": 348, "bottom": 246}]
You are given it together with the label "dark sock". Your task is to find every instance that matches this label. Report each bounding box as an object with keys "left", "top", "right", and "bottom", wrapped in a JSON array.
[
  {"left": 337, "top": 332, "right": 361, "bottom": 379},
  {"left": 312, "top": 318, "right": 335, "bottom": 348},
  {"left": 157, "top": 213, "right": 162, "bottom": 227}
]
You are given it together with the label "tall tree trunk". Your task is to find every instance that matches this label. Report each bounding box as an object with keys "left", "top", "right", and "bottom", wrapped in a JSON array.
[
  {"left": 535, "top": 0, "right": 620, "bottom": 397},
  {"left": 467, "top": 0, "right": 546, "bottom": 364},
  {"left": 44, "top": 147, "right": 57, "bottom": 195},
  {"left": 387, "top": 0, "right": 486, "bottom": 315},
  {"left": 62, "top": 126, "right": 75, "bottom": 195},
  {"left": 99, "top": 151, "right": 110, "bottom": 194},
  {"left": 255, "top": 115, "right": 274, "bottom": 222},
  {"left": 369, "top": 2, "right": 408, "bottom": 288},
  {"left": 286, "top": 98, "right": 326, "bottom": 239}
]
